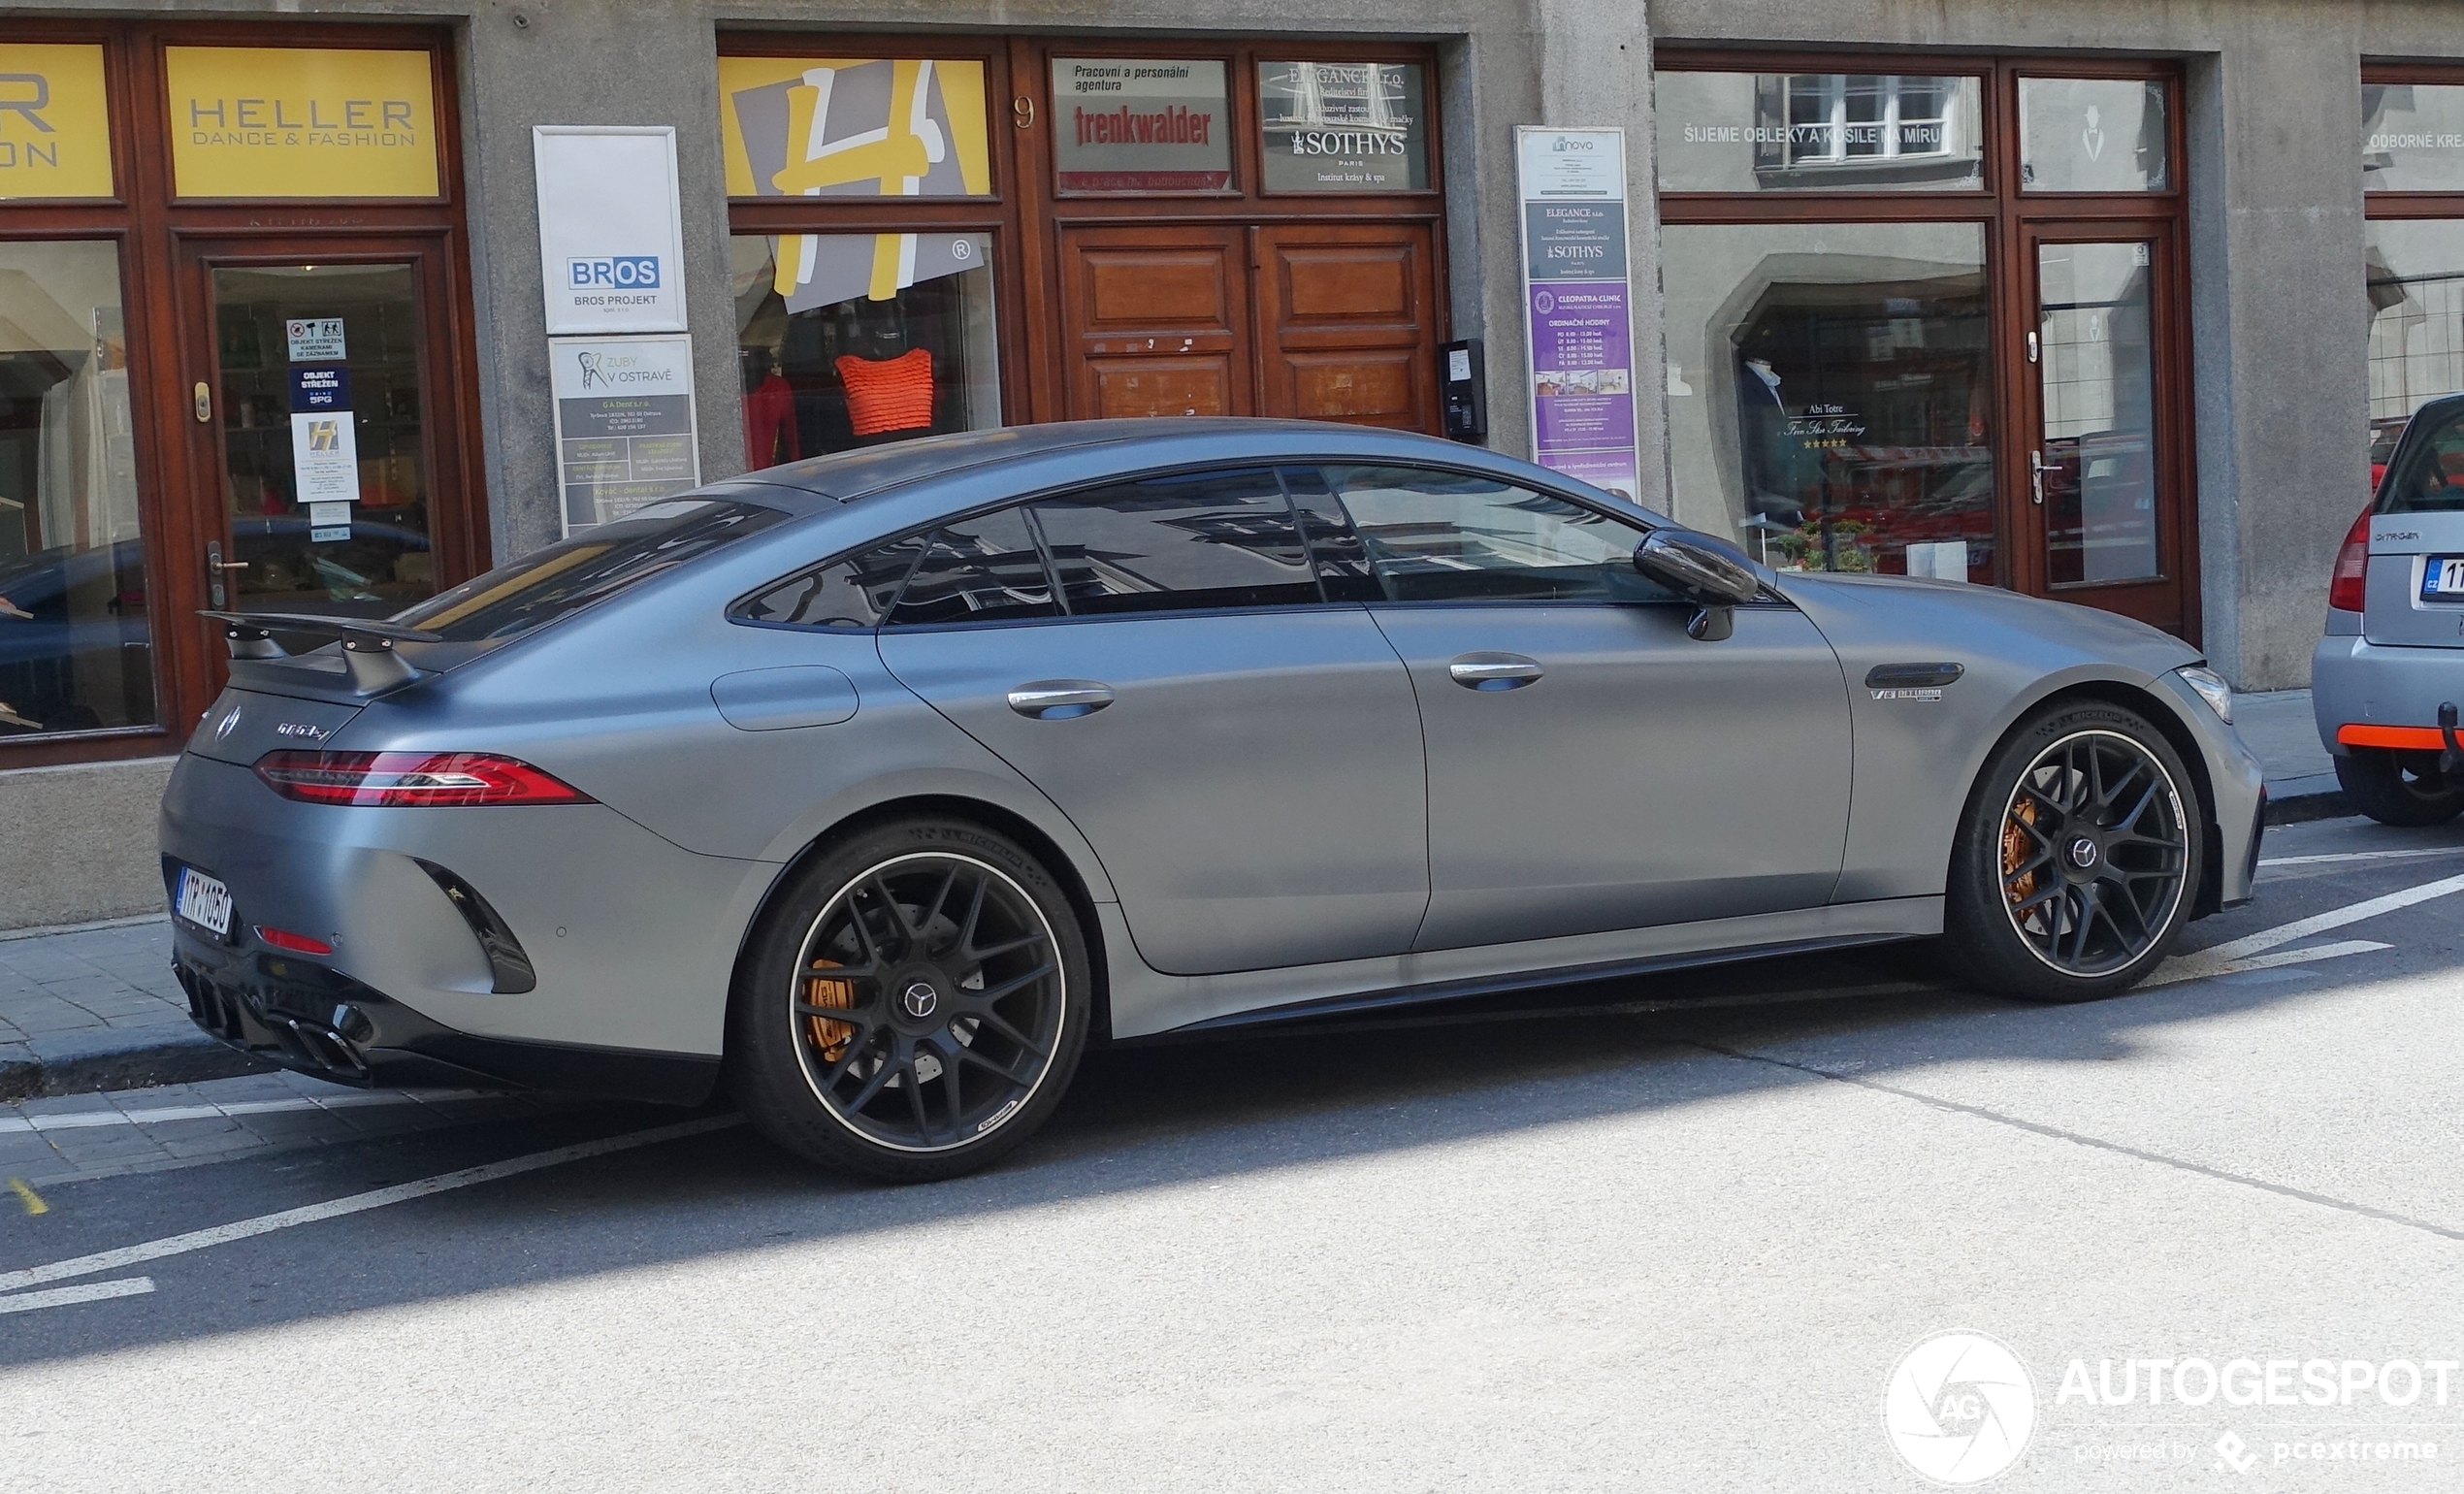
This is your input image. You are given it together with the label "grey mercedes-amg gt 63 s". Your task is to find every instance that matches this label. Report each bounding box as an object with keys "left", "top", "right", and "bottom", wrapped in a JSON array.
[{"left": 162, "top": 420, "right": 2263, "bottom": 1181}]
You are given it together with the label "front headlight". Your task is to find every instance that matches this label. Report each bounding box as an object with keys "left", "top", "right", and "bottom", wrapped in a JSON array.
[{"left": 2176, "top": 665, "right": 2233, "bottom": 724}]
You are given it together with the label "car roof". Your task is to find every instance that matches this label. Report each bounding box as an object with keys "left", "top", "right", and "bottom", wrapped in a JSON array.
[{"left": 729, "top": 418, "right": 1523, "bottom": 504}]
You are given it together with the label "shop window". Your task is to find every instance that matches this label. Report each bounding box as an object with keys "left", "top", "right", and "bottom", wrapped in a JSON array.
[
  {"left": 1050, "top": 57, "right": 1232, "bottom": 194},
  {"left": 2365, "top": 83, "right": 2464, "bottom": 193},
  {"left": 732, "top": 233, "right": 1000, "bottom": 467},
  {"left": 2364, "top": 221, "right": 2464, "bottom": 482},
  {"left": 0, "top": 241, "right": 152, "bottom": 737},
  {"left": 1255, "top": 61, "right": 1429, "bottom": 193},
  {"left": 2363, "top": 73, "right": 2464, "bottom": 491},
  {"left": 2019, "top": 78, "right": 2169, "bottom": 192},
  {"left": 1662, "top": 222, "right": 1994, "bottom": 580},
  {"left": 1656, "top": 72, "right": 1983, "bottom": 192}
]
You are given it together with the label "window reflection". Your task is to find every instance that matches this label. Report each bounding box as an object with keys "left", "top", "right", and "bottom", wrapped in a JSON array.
[
  {"left": 0, "top": 241, "right": 152, "bottom": 737},
  {"left": 2365, "top": 220, "right": 2464, "bottom": 487},
  {"left": 1662, "top": 222, "right": 1994, "bottom": 580},
  {"left": 2037, "top": 243, "right": 2159, "bottom": 585},
  {"left": 1656, "top": 72, "right": 1983, "bottom": 193},
  {"left": 2364, "top": 84, "right": 2464, "bottom": 194},
  {"left": 2020, "top": 78, "right": 2169, "bottom": 193}
]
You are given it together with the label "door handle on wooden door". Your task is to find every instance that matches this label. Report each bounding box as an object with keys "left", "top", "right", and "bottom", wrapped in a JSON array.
[{"left": 204, "top": 539, "right": 247, "bottom": 608}]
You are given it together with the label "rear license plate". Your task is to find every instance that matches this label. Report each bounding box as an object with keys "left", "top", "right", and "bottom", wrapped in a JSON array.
[
  {"left": 174, "top": 866, "right": 233, "bottom": 938},
  {"left": 2423, "top": 556, "right": 2464, "bottom": 601}
]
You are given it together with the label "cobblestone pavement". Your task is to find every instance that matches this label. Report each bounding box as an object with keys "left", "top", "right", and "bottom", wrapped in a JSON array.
[{"left": 0, "top": 918, "right": 184, "bottom": 1053}]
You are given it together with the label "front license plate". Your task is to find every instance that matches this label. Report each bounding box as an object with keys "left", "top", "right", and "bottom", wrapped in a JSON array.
[
  {"left": 2423, "top": 556, "right": 2464, "bottom": 601},
  {"left": 174, "top": 866, "right": 233, "bottom": 938}
]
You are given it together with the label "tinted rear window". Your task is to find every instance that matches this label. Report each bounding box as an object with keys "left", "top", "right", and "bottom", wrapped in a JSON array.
[
  {"left": 2382, "top": 407, "right": 2464, "bottom": 514},
  {"left": 396, "top": 499, "right": 786, "bottom": 641}
]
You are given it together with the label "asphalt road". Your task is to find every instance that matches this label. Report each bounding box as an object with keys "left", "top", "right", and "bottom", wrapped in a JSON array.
[{"left": 6, "top": 811, "right": 2464, "bottom": 1492}]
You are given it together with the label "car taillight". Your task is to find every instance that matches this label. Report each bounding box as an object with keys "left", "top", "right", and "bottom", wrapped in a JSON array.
[
  {"left": 254, "top": 751, "right": 595, "bottom": 807},
  {"left": 254, "top": 925, "right": 333, "bottom": 956},
  {"left": 2328, "top": 503, "right": 2373, "bottom": 613}
]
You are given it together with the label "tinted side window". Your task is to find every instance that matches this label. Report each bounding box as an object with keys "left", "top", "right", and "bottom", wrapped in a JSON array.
[
  {"left": 401, "top": 499, "right": 787, "bottom": 642},
  {"left": 1323, "top": 466, "right": 1672, "bottom": 604},
  {"left": 735, "top": 536, "right": 927, "bottom": 630},
  {"left": 2383, "top": 408, "right": 2464, "bottom": 514},
  {"left": 886, "top": 506, "right": 1059, "bottom": 626},
  {"left": 1281, "top": 467, "right": 1381, "bottom": 603},
  {"left": 1031, "top": 469, "right": 1319, "bottom": 615}
]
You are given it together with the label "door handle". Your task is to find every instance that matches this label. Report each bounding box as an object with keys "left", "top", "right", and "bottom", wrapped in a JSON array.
[
  {"left": 1447, "top": 653, "right": 1543, "bottom": 690},
  {"left": 2029, "top": 449, "right": 2047, "bottom": 506},
  {"left": 1007, "top": 681, "right": 1115, "bottom": 720},
  {"left": 205, "top": 539, "right": 246, "bottom": 609}
]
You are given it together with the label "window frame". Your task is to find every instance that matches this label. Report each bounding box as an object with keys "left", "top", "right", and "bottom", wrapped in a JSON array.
[
  {"left": 2358, "top": 64, "right": 2464, "bottom": 469},
  {"left": 1653, "top": 47, "right": 2198, "bottom": 641},
  {"left": 0, "top": 18, "right": 482, "bottom": 768}
]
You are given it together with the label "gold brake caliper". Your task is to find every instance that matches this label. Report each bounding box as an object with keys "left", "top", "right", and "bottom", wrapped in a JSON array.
[
  {"left": 2002, "top": 796, "right": 2041, "bottom": 907},
  {"left": 805, "top": 959, "right": 856, "bottom": 1062}
]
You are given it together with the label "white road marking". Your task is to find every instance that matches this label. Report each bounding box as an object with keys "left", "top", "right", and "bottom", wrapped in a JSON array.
[
  {"left": 2149, "top": 868, "right": 2464, "bottom": 986},
  {"left": 2143, "top": 939, "right": 2392, "bottom": 988},
  {"left": 2205, "top": 869, "right": 2464, "bottom": 961},
  {"left": 2260, "top": 845, "right": 2464, "bottom": 869},
  {"left": 0, "top": 1090, "right": 491, "bottom": 1136},
  {"left": 0, "top": 1115, "right": 743, "bottom": 1295},
  {"left": 0, "top": 1277, "right": 154, "bottom": 1315}
]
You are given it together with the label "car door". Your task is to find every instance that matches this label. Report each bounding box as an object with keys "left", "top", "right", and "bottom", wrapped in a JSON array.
[
  {"left": 873, "top": 469, "right": 1429, "bottom": 976},
  {"left": 1306, "top": 463, "right": 1855, "bottom": 952}
]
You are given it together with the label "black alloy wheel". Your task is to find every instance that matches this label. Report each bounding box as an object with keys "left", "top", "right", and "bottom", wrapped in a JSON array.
[
  {"left": 1945, "top": 703, "right": 2205, "bottom": 1001},
  {"left": 731, "top": 819, "right": 1089, "bottom": 1182}
]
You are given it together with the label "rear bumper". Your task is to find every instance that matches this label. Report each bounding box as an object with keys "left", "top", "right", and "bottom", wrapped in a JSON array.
[
  {"left": 171, "top": 924, "right": 719, "bottom": 1104},
  {"left": 2312, "top": 633, "right": 2464, "bottom": 757}
]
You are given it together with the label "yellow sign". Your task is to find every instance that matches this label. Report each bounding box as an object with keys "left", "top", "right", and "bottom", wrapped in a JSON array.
[
  {"left": 0, "top": 45, "right": 113, "bottom": 200},
  {"left": 166, "top": 47, "right": 438, "bottom": 199},
  {"left": 719, "top": 57, "right": 990, "bottom": 199}
]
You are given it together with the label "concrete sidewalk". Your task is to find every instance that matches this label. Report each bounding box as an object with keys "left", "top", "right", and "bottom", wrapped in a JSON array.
[
  {"left": 0, "top": 687, "right": 2350, "bottom": 1101},
  {"left": 2232, "top": 687, "right": 2345, "bottom": 822},
  {"left": 0, "top": 916, "right": 260, "bottom": 1102}
]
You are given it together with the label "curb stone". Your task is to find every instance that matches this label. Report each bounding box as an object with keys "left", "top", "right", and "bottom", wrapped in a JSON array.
[{"left": 0, "top": 1024, "right": 268, "bottom": 1103}]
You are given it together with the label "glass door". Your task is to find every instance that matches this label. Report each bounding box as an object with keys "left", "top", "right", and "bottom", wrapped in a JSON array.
[
  {"left": 195, "top": 255, "right": 438, "bottom": 620},
  {"left": 2019, "top": 227, "right": 2188, "bottom": 630}
]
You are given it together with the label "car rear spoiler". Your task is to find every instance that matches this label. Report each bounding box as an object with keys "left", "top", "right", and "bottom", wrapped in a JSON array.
[{"left": 200, "top": 610, "right": 443, "bottom": 694}]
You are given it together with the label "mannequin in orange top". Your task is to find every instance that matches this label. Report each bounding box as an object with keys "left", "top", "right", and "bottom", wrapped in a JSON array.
[{"left": 833, "top": 301, "right": 935, "bottom": 440}]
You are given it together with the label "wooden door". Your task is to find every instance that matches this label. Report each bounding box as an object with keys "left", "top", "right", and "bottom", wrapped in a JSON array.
[
  {"left": 1253, "top": 222, "right": 1438, "bottom": 430},
  {"left": 2009, "top": 220, "right": 2193, "bottom": 635},
  {"left": 1055, "top": 225, "right": 1252, "bottom": 419},
  {"left": 173, "top": 233, "right": 485, "bottom": 689}
]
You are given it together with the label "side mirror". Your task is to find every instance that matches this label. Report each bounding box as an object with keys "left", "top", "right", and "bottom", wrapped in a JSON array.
[{"left": 1634, "top": 530, "right": 1762, "bottom": 642}]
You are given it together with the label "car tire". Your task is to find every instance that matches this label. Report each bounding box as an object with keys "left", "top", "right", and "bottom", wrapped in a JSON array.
[
  {"left": 729, "top": 816, "right": 1091, "bottom": 1184},
  {"left": 1942, "top": 700, "right": 2206, "bottom": 1003},
  {"left": 2332, "top": 747, "right": 2464, "bottom": 828}
]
